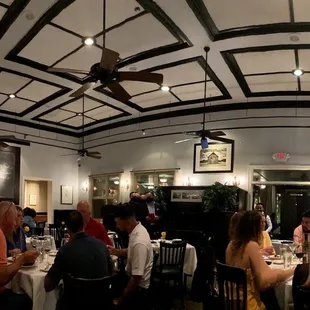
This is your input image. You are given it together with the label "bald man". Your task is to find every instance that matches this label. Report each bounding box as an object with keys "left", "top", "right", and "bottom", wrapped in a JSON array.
[{"left": 77, "top": 201, "right": 112, "bottom": 246}]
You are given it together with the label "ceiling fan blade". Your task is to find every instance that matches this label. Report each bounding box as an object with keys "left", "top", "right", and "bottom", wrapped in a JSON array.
[
  {"left": 87, "top": 151, "right": 101, "bottom": 156},
  {"left": 185, "top": 131, "right": 200, "bottom": 137},
  {"left": 100, "top": 48, "right": 119, "bottom": 71},
  {"left": 209, "top": 131, "right": 226, "bottom": 137},
  {"left": 87, "top": 154, "right": 102, "bottom": 159},
  {"left": 175, "top": 138, "right": 196, "bottom": 144},
  {"left": 118, "top": 72, "right": 164, "bottom": 85},
  {"left": 106, "top": 82, "right": 132, "bottom": 102},
  {"left": 48, "top": 67, "right": 89, "bottom": 74},
  {"left": 70, "top": 82, "right": 96, "bottom": 97},
  {"left": 61, "top": 154, "right": 78, "bottom": 156}
]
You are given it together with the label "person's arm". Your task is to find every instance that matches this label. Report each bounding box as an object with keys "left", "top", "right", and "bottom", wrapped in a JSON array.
[
  {"left": 44, "top": 250, "right": 65, "bottom": 292},
  {"left": 293, "top": 227, "right": 303, "bottom": 247},
  {"left": 115, "top": 243, "right": 148, "bottom": 304},
  {"left": 98, "top": 224, "right": 113, "bottom": 247},
  {"left": 107, "top": 245, "right": 127, "bottom": 257},
  {"left": 248, "top": 241, "right": 294, "bottom": 291},
  {"left": 266, "top": 215, "right": 272, "bottom": 233},
  {"left": 262, "top": 231, "right": 276, "bottom": 255},
  {"left": 0, "top": 251, "right": 38, "bottom": 286}
]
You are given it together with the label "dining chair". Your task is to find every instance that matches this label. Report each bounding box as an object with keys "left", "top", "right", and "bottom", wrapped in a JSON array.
[
  {"left": 48, "top": 224, "right": 63, "bottom": 248},
  {"left": 216, "top": 262, "right": 247, "bottom": 310},
  {"left": 58, "top": 274, "right": 117, "bottom": 310}
]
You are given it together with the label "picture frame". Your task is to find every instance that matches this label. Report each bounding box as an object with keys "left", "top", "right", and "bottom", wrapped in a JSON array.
[
  {"left": 193, "top": 141, "right": 234, "bottom": 173},
  {"left": 29, "top": 194, "right": 36, "bottom": 206},
  {"left": 60, "top": 185, "right": 73, "bottom": 205},
  {"left": 171, "top": 189, "right": 203, "bottom": 203}
]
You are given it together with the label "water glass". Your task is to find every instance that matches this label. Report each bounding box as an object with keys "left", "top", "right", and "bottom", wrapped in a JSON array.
[
  {"left": 283, "top": 251, "right": 293, "bottom": 268},
  {"left": 280, "top": 245, "right": 287, "bottom": 261}
]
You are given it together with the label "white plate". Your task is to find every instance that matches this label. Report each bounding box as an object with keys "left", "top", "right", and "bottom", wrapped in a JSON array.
[
  {"left": 48, "top": 251, "right": 57, "bottom": 257},
  {"left": 272, "top": 260, "right": 284, "bottom": 265}
]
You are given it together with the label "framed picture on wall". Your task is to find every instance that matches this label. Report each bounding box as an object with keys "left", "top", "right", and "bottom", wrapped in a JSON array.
[
  {"left": 29, "top": 194, "right": 36, "bottom": 206},
  {"left": 61, "top": 185, "right": 73, "bottom": 205},
  {"left": 193, "top": 141, "right": 234, "bottom": 173}
]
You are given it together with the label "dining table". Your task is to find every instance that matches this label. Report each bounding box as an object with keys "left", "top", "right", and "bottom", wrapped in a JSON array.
[{"left": 10, "top": 255, "right": 58, "bottom": 310}]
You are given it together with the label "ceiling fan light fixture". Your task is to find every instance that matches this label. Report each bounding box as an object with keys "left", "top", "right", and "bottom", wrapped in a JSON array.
[
  {"left": 293, "top": 68, "right": 304, "bottom": 76},
  {"left": 83, "top": 37, "right": 95, "bottom": 46},
  {"left": 9, "top": 94, "right": 15, "bottom": 99},
  {"left": 77, "top": 113, "right": 82, "bottom": 116},
  {"left": 161, "top": 85, "right": 170, "bottom": 92}
]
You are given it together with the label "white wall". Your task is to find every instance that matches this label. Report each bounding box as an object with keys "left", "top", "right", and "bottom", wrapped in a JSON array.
[{"left": 79, "top": 126, "right": 310, "bottom": 203}]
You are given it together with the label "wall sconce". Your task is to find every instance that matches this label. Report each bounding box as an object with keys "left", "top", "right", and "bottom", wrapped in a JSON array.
[
  {"left": 82, "top": 182, "right": 89, "bottom": 193},
  {"left": 226, "top": 176, "right": 241, "bottom": 187},
  {"left": 183, "top": 177, "right": 193, "bottom": 186},
  {"left": 121, "top": 180, "right": 130, "bottom": 191}
]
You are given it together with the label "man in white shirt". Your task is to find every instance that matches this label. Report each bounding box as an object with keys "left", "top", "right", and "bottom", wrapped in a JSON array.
[
  {"left": 255, "top": 203, "right": 273, "bottom": 233},
  {"left": 108, "top": 203, "right": 153, "bottom": 310}
]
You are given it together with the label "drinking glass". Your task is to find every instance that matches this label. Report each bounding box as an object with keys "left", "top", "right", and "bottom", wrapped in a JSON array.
[
  {"left": 283, "top": 251, "right": 292, "bottom": 268},
  {"left": 279, "top": 245, "right": 287, "bottom": 261},
  {"left": 30, "top": 235, "right": 38, "bottom": 250},
  {"left": 43, "top": 237, "right": 53, "bottom": 268}
]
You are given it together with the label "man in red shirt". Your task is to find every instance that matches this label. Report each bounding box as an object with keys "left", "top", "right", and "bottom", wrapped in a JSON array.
[{"left": 77, "top": 201, "right": 113, "bottom": 247}]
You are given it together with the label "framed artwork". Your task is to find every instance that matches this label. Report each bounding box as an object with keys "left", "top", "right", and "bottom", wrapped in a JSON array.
[
  {"left": 0, "top": 146, "right": 20, "bottom": 204},
  {"left": 29, "top": 194, "right": 36, "bottom": 206},
  {"left": 193, "top": 141, "right": 234, "bottom": 173},
  {"left": 171, "top": 189, "right": 203, "bottom": 203},
  {"left": 61, "top": 185, "right": 73, "bottom": 205}
]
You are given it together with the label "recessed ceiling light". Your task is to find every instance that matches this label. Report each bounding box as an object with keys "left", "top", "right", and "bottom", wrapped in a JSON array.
[
  {"left": 84, "top": 37, "right": 94, "bottom": 46},
  {"left": 293, "top": 68, "right": 304, "bottom": 76},
  {"left": 142, "top": 130, "right": 146, "bottom": 136},
  {"left": 9, "top": 94, "right": 15, "bottom": 99},
  {"left": 77, "top": 113, "right": 82, "bottom": 116},
  {"left": 161, "top": 85, "right": 170, "bottom": 92}
]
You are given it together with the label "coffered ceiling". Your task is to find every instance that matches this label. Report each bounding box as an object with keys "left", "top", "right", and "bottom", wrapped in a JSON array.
[{"left": 1, "top": 0, "right": 310, "bottom": 137}]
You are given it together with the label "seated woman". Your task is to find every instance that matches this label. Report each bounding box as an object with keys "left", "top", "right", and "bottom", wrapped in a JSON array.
[
  {"left": 23, "top": 207, "right": 36, "bottom": 229},
  {"left": 226, "top": 210, "right": 294, "bottom": 310},
  {"left": 5, "top": 206, "right": 27, "bottom": 257},
  {"left": 259, "top": 215, "right": 276, "bottom": 256}
]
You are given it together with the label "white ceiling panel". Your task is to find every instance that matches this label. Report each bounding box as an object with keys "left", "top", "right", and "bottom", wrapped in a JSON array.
[
  {"left": 17, "top": 81, "right": 60, "bottom": 101},
  {"left": 53, "top": 0, "right": 143, "bottom": 37},
  {"left": 235, "top": 50, "right": 295, "bottom": 75},
  {"left": 40, "top": 109, "right": 75, "bottom": 122},
  {"left": 246, "top": 74, "right": 298, "bottom": 92},
  {"left": 19, "top": 25, "right": 81, "bottom": 66},
  {"left": 134, "top": 91, "right": 176, "bottom": 108},
  {"left": 297, "top": 50, "right": 310, "bottom": 71},
  {"left": 0, "top": 94, "right": 7, "bottom": 105},
  {"left": 121, "top": 81, "right": 159, "bottom": 96},
  {"left": 62, "top": 97, "right": 103, "bottom": 113},
  {"left": 0, "top": 98, "right": 33, "bottom": 113},
  {"left": 155, "top": 62, "right": 204, "bottom": 86},
  {"left": 97, "top": 14, "right": 178, "bottom": 59},
  {"left": 0, "top": 6, "right": 6, "bottom": 19},
  {"left": 294, "top": 0, "right": 310, "bottom": 22},
  {"left": 85, "top": 106, "right": 121, "bottom": 119},
  {"left": 205, "top": 0, "right": 290, "bottom": 30},
  {"left": 61, "top": 116, "right": 94, "bottom": 127},
  {"left": 56, "top": 46, "right": 102, "bottom": 73},
  {"left": 172, "top": 82, "right": 221, "bottom": 101},
  {"left": 0, "top": 72, "right": 30, "bottom": 94}
]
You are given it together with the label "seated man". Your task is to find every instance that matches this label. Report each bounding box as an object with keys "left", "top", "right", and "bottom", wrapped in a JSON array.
[
  {"left": 77, "top": 200, "right": 113, "bottom": 246},
  {"left": 108, "top": 203, "right": 153, "bottom": 310},
  {"left": 44, "top": 211, "right": 113, "bottom": 308},
  {"left": 0, "top": 201, "right": 38, "bottom": 310},
  {"left": 293, "top": 210, "right": 310, "bottom": 247}
]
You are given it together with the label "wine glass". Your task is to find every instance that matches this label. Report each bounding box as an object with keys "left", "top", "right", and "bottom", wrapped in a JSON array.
[
  {"left": 43, "top": 237, "right": 53, "bottom": 268},
  {"left": 30, "top": 235, "right": 38, "bottom": 250}
]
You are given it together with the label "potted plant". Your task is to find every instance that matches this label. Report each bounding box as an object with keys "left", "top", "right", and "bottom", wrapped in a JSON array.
[
  {"left": 202, "top": 182, "right": 237, "bottom": 212},
  {"left": 202, "top": 182, "right": 238, "bottom": 263}
]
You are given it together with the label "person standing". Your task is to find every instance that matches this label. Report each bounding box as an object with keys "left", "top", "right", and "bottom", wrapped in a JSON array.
[
  {"left": 0, "top": 201, "right": 38, "bottom": 310},
  {"left": 255, "top": 203, "right": 272, "bottom": 233},
  {"left": 108, "top": 203, "right": 153, "bottom": 310},
  {"left": 77, "top": 201, "right": 113, "bottom": 246},
  {"left": 5, "top": 205, "right": 27, "bottom": 257}
]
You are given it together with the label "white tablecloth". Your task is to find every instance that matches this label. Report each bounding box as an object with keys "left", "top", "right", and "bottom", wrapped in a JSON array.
[
  {"left": 270, "top": 262, "right": 294, "bottom": 310},
  {"left": 26, "top": 236, "right": 57, "bottom": 251},
  {"left": 152, "top": 241, "right": 197, "bottom": 275},
  {"left": 11, "top": 256, "right": 58, "bottom": 310}
]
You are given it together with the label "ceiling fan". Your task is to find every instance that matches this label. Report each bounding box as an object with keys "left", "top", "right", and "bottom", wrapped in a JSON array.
[
  {"left": 0, "top": 135, "right": 30, "bottom": 147},
  {"left": 175, "top": 47, "right": 226, "bottom": 148},
  {"left": 61, "top": 96, "right": 101, "bottom": 160},
  {"left": 47, "top": 0, "right": 163, "bottom": 102}
]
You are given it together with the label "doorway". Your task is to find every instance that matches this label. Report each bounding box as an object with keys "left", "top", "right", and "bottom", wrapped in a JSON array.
[{"left": 24, "top": 179, "right": 52, "bottom": 223}]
